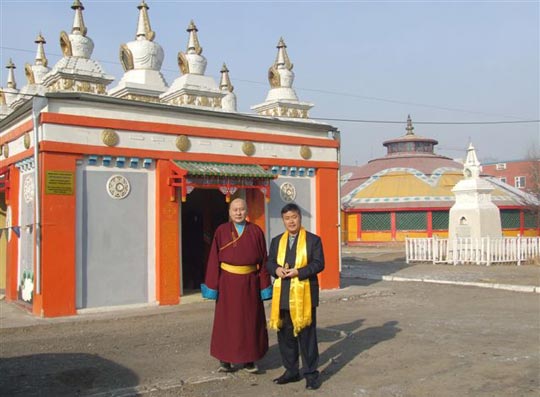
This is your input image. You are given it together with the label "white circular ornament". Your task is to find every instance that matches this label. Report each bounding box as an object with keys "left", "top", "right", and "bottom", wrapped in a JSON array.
[
  {"left": 280, "top": 182, "right": 296, "bottom": 202},
  {"left": 107, "top": 175, "right": 131, "bottom": 200}
]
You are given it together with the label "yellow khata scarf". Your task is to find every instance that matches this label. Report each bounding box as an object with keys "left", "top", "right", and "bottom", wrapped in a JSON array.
[{"left": 268, "top": 227, "right": 312, "bottom": 336}]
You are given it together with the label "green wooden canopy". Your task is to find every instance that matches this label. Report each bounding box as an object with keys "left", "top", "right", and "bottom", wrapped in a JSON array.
[{"left": 172, "top": 161, "right": 274, "bottom": 179}]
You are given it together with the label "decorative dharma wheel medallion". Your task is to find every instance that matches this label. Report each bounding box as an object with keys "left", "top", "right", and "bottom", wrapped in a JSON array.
[
  {"left": 24, "top": 133, "right": 31, "bottom": 149},
  {"left": 280, "top": 182, "right": 296, "bottom": 202},
  {"left": 101, "top": 129, "right": 119, "bottom": 147},
  {"left": 107, "top": 175, "right": 131, "bottom": 200},
  {"left": 175, "top": 135, "right": 191, "bottom": 152},
  {"left": 242, "top": 141, "right": 255, "bottom": 156},
  {"left": 300, "top": 145, "right": 312, "bottom": 160}
]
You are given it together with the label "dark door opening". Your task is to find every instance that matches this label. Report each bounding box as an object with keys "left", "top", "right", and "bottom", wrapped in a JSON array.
[{"left": 181, "top": 189, "right": 228, "bottom": 291}]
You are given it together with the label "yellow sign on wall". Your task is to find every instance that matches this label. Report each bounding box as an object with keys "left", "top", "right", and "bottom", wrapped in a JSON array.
[{"left": 45, "top": 171, "right": 74, "bottom": 195}]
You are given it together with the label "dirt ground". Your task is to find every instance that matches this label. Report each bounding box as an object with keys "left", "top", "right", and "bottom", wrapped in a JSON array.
[
  {"left": 1, "top": 269, "right": 539, "bottom": 397},
  {"left": 1, "top": 249, "right": 539, "bottom": 396}
]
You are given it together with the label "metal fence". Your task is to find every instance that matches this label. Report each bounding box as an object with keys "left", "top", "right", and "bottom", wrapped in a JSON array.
[{"left": 405, "top": 236, "right": 540, "bottom": 266}]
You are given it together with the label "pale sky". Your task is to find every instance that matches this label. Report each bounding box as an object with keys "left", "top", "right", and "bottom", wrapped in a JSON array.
[{"left": 1, "top": 0, "right": 538, "bottom": 166}]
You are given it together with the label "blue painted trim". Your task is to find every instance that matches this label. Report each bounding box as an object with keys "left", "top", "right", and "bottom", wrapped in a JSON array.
[
  {"left": 260, "top": 286, "right": 273, "bottom": 301},
  {"left": 201, "top": 284, "right": 218, "bottom": 300}
]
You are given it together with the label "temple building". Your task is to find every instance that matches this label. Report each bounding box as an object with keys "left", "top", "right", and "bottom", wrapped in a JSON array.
[
  {"left": 0, "top": 1, "right": 340, "bottom": 316},
  {"left": 341, "top": 116, "right": 539, "bottom": 244}
]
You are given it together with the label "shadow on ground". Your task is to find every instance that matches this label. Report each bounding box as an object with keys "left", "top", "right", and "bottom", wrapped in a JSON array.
[
  {"left": 319, "top": 319, "right": 401, "bottom": 382},
  {"left": 259, "top": 319, "right": 401, "bottom": 383},
  {"left": 0, "top": 353, "right": 139, "bottom": 396}
]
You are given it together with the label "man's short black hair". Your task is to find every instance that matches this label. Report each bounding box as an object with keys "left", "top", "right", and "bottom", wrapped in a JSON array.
[{"left": 281, "top": 203, "right": 302, "bottom": 217}]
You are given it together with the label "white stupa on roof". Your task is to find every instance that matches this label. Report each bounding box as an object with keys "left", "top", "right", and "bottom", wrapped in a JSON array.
[
  {"left": 10, "top": 33, "right": 51, "bottom": 110},
  {"left": 109, "top": 0, "right": 168, "bottom": 102},
  {"left": 251, "top": 38, "right": 313, "bottom": 119},
  {"left": 41, "top": 0, "right": 114, "bottom": 94},
  {"left": 219, "top": 63, "right": 237, "bottom": 112},
  {"left": 160, "top": 20, "right": 224, "bottom": 109},
  {"left": 448, "top": 143, "right": 502, "bottom": 240},
  {"left": 0, "top": 59, "right": 19, "bottom": 119}
]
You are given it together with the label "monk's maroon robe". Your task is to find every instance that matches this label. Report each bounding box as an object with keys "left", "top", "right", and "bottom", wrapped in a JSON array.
[{"left": 204, "top": 221, "right": 271, "bottom": 363}]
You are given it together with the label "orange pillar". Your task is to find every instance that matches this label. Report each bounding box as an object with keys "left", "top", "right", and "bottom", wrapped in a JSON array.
[
  {"left": 5, "top": 165, "right": 20, "bottom": 301},
  {"left": 36, "top": 152, "right": 78, "bottom": 317},
  {"left": 315, "top": 168, "right": 340, "bottom": 289},
  {"left": 155, "top": 160, "right": 180, "bottom": 305}
]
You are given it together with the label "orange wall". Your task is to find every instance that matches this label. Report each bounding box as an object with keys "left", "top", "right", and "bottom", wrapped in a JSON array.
[
  {"left": 36, "top": 152, "right": 78, "bottom": 317},
  {"left": 155, "top": 160, "right": 180, "bottom": 305},
  {"left": 316, "top": 168, "right": 340, "bottom": 289}
]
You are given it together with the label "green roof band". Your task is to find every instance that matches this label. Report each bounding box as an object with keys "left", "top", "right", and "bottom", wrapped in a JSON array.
[{"left": 173, "top": 161, "right": 275, "bottom": 179}]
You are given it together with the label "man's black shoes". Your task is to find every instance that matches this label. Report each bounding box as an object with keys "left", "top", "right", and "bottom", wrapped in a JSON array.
[
  {"left": 272, "top": 371, "right": 301, "bottom": 385},
  {"left": 305, "top": 376, "right": 321, "bottom": 390}
]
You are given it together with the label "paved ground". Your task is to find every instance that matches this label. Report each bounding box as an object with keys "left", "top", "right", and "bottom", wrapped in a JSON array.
[{"left": 1, "top": 247, "right": 539, "bottom": 396}]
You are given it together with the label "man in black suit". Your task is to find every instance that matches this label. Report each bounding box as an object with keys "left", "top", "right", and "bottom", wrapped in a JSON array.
[{"left": 266, "top": 203, "right": 325, "bottom": 390}]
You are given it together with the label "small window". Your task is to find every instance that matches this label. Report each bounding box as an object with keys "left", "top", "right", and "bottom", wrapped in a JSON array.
[
  {"left": 515, "top": 176, "right": 526, "bottom": 188},
  {"left": 500, "top": 177, "right": 507, "bottom": 183},
  {"left": 496, "top": 163, "right": 507, "bottom": 170}
]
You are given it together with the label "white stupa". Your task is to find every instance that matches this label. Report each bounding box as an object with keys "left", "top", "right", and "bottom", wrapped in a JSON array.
[
  {"left": 10, "top": 33, "right": 51, "bottom": 110},
  {"left": 160, "top": 20, "right": 224, "bottom": 109},
  {"left": 109, "top": 0, "right": 168, "bottom": 102},
  {"left": 251, "top": 38, "right": 313, "bottom": 119},
  {"left": 219, "top": 63, "right": 237, "bottom": 112},
  {"left": 448, "top": 143, "right": 502, "bottom": 239},
  {"left": 41, "top": 0, "right": 114, "bottom": 94}
]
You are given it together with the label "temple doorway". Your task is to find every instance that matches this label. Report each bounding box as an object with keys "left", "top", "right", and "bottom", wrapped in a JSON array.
[{"left": 180, "top": 189, "right": 228, "bottom": 291}]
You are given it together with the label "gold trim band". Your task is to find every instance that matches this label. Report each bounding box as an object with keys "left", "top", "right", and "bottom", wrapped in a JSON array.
[{"left": 220, "top": 262, "right": 258, "bottom": 275}]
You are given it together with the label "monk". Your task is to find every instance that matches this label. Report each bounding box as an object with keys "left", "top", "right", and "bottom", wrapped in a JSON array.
[{"left": 201, "top": 198, "right": 272, "bottom": 373}]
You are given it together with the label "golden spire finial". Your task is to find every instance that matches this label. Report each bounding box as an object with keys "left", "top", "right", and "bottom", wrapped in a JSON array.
[
  {"left": 6, "top": 59, "right": 17, "bottom": 89},
  {"left": 136, "top": 0, "right": 155, "bottom": 41},
  {"left": 406, "top": 114, "right": 415, "bottom": 135},
  {"left": 220, "top": 63, "right": 234, "bottom": 92},
  {"left": 186, "top": 20, "right": 202, "bottom": 55},
  {"left": 274, "top": 37, "right": 293, "bottom": 71},
  {"left": 34, "top": 33, "right": 48, "bottom": 67},
  {"left": 71, "top": 0, "right": 87, "bottom": 36}
]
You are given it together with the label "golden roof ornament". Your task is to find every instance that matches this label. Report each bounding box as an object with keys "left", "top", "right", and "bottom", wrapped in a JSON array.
[
  {"left": 0, "top": 91, "right": 6, "bottom": 106},
  {"left": 406, "top": 114, "right": 415, "bottom": 135},
  {"left": 219, "top": 63, "right": 234, "bottom": 92},
  {"left": 136, "top": 0, "right": 155, "bottom": 41}
]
